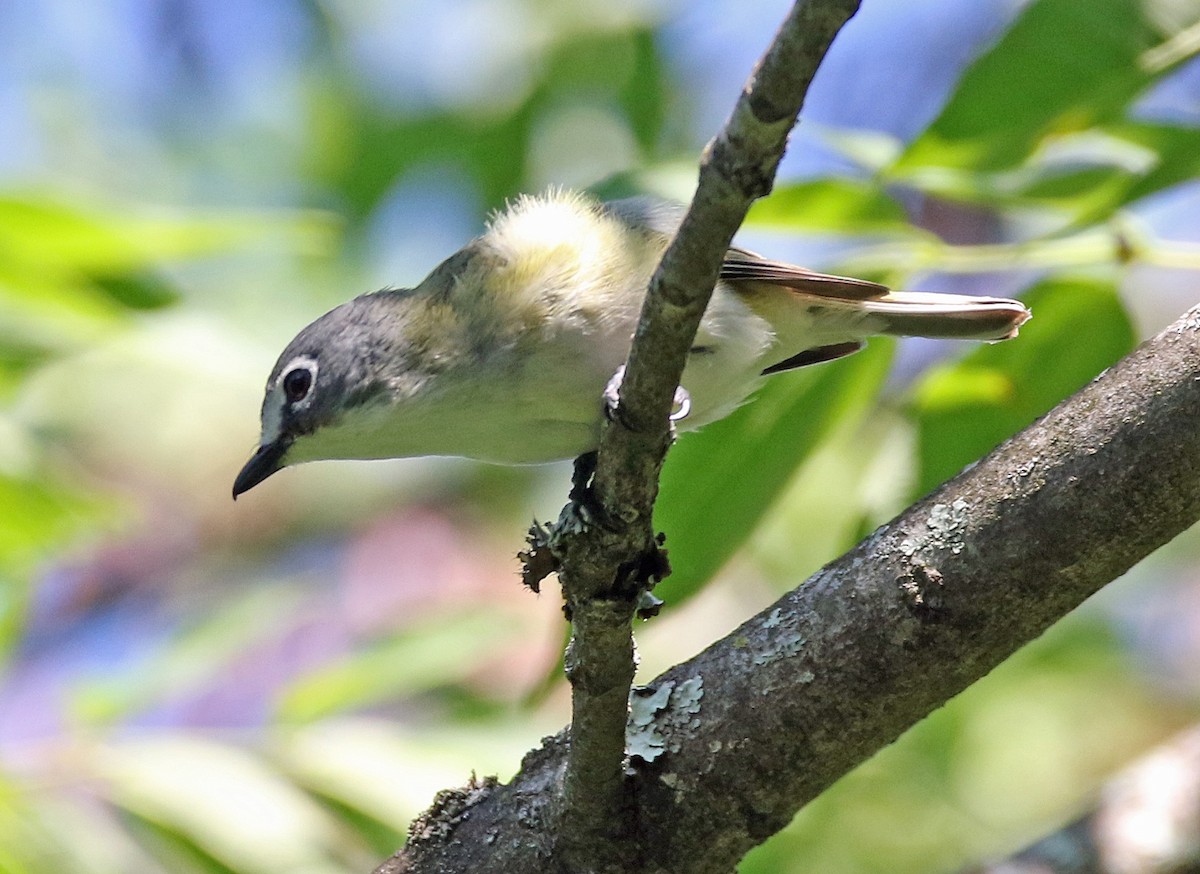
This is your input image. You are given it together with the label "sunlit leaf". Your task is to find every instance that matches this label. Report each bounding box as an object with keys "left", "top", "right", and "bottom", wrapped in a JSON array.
[
  {"left": 962, "top": 122, "right": 1200, "bottom": 224},
  {"left": 0, "top": 780, "right": 39, "bottom": 874},
  {"left": 276, "top": 610, "right": 523, "bottom": 722},
  {"left": 0, "top": 790, "right": 152, "bottom": 874},
  {"left": 0, "top": 197, "right": 332, "bottom": 280},
  {"left": 279, "top": 720, "right": 490, "bottom": 854},
  {"left": 121, "top": 817, "right": 250, "bottom": 874},
  {"left": 909, "top": 278, "right": 1135, "bottom": 496},
  {"left": 813, "top": 126, "right": 905, "bottom": 175},
  {"left": 1097, "top": 120, "right": 1200, "bottom": 211},
  {"left": 746, "top": 180, "right": 918, "bottom": 235},
  {"left": 93, "top": 735, "right": 346, "bottom": 874},
  {"left": 0, "top": 194, "right": 336, "bottom": 374},
  {"left": 0, "top": 342, "right": 56, "bottom": 397},
  {"left": 655, "top": 341, "right": 894, "bottom": 602},
  {"left": 894, "top": 0, "right": 1194, "bottom": 175},
  {"left": 1009, "top": 165, "right": 1142, "bottom": 221}
]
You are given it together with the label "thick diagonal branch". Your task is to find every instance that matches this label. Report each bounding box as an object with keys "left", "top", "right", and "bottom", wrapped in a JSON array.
[{"left": 378, "top": 304, "right": 1200, "bottom": 870}]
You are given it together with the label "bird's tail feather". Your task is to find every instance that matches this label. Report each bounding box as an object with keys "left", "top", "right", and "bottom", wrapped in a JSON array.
[{"left": 863, "top": 292, "right": 1030, "bottom": 341}]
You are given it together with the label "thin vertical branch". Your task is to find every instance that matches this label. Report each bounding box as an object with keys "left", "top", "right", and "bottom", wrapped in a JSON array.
[{"left": 547, "top": 2, "right": 863, "bottom": 871}]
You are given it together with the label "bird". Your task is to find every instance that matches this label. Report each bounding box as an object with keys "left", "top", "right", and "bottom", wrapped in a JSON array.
[{"left": 233, "top": 190, "right": 1030, "bottom": 498}]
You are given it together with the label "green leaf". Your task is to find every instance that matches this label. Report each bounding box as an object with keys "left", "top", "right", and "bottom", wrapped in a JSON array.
[
  {"left": 894, "top": 0, "right": 1193, "bottom": 175},
  {"left": 746, "top": 179, "right": 917, "bottom": 235},
  {"left": 88, "top": 270, "right": 181, "bottom": 310},
  {"left": 0, "top": 476, "right": 107, "bottom": 573},
  {"left": 0, "top": 276, "right": 129, "bottom": 362},
  {"left": 813, "top": 126, "right": 905, "bottom": 175},
  {"left": 0, "top": 473, "right": 110, "bottom": 660},
  {"left": 120, "top": 816, "right": 245, "bottom": 874},
  {"left": 0, "top": 194, "right": 336, "bottom": 368},
  {"left": 654, "top": 341, "right": 894, "bottom": 603},
  {"left": 909, "top": 278, "right": 1135, "bottom": 496},
  {"left": 0, "top": 790, "right": 168, "bottom": 874},
  {"left": 0, "top": 341, "right": 56, "bottom": 397},
  {"left": 0, "top": 196, "right": 330, "bottom": 281},
  {"left": 1097, "top": 121, "right": 1200, "bottom": 211},
  {"left": 276, "top": 609, "right": 522, "bottom": 722},
  {"left": 957, "top": 122, "right": 1200, "bottom": 225},
  {"left": 1008, "top": 165, "right": 1143, "bottom": 221},
  {"left": 93, "top": 736, "right": 345, "bottom": 874},
  {"left": 279, "top": 721, "right": 487, "bottom": 854}
]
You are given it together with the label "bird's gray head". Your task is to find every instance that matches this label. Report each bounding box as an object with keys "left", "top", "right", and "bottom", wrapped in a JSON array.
[{"left": 232, "top": 291, "right": 426, "bottom": 498}]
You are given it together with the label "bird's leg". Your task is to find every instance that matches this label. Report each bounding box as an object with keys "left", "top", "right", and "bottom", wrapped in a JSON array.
[
  {"left": 569, "top": 450, "right": 598, "bottom": 505},
  {"left": 523, "top": 369, "right": 679, "bottom": 611},
  {"left": 560, "top": 447, "right": 610, "bottom": 535},
  {"left": 519, "top": 452, "right": 602, "bottom": 591},
  {"left": 616, "top": 532, "right": 670, "bottom": 618}
]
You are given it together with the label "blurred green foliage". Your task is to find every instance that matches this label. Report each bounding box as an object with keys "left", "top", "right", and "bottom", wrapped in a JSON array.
[
  {"left": 657, "top": 340, "right": 894, "bottom": 601},
  {"left": 911, "top": 278, "right": 1136, "bottom": 496},
  {"left": 1, "top": 0, "right": 1199, "bottom": 873},
  {"left": 897, "top": 0, "right": 1167, "bottom": 174}
]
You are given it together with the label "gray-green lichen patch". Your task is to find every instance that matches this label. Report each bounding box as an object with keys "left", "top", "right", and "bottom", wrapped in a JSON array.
[
  {"left": 900, "top": 498, "right": 970, "bottom": 558},
  {"left": 751, "top": 603, "right": 808, "bottom": 667},
  {"left": 627, "top": 684, "right": 670, "bottom": 763},
  {"left": 626, "top": 675, "right": 705, "bottom": 764},
  {"left": 674, "top": 676, "right": 703, "bottom": 717}
]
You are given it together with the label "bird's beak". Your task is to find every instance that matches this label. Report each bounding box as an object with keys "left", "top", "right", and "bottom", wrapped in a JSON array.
[{"left": 232, "top": 440, "right": 289, "bottom": 499}]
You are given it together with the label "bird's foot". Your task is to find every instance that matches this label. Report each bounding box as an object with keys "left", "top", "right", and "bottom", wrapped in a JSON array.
[
  {"left": 603, "top": 365, "right": 692, "bottom": 434},
  {"left": 569, "top": 450, "right": 598, "bottom": 505},
  {"left": 602, "top": 365, "right": 626, "bottom": 424}
]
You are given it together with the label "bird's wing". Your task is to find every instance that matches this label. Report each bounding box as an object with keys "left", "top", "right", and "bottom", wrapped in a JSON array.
[
  {"left": 720, "top": 248, "right": 888, "bottom": 301},
  {"left": 602, "top": 197, "right": 887, "bottom": 301}
]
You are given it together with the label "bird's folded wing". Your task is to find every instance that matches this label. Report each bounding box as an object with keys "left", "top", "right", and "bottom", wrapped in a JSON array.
[{"left": 720, "top": 249, "right": 888, "bottom": 300}]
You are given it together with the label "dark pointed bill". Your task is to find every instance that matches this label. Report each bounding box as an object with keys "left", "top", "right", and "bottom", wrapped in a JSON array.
[{"left": 232, "top": 440, "right": 289, "bottom": 499}]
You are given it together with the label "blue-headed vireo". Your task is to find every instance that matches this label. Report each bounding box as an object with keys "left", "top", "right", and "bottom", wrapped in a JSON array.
[{"left": 233, "top": 190, "right": 1029, "bottom": 497}]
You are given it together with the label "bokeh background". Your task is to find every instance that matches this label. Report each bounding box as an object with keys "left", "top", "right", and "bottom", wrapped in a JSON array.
[{"left": 3, "top": 0, "right": 1200, "bottom": 871}]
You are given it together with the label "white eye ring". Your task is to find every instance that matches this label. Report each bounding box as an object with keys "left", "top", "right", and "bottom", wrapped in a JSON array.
[{"left": 279, "top": 356, "right": 318, "bottom": 406}]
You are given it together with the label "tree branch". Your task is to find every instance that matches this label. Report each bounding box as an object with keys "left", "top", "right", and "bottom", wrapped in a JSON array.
[
  {"left": 377, "top": 309, "right": 1200, "bottom": 868},
  {"left": 541, "top": 1, "right": 863, "bottom": 871}
]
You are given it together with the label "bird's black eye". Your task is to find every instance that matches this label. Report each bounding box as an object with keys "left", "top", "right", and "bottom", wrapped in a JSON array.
[{"left": 282, "top": 367, "right": 313, "bottom": 404}]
